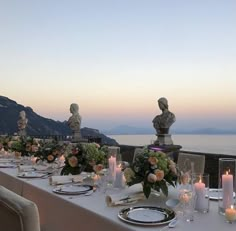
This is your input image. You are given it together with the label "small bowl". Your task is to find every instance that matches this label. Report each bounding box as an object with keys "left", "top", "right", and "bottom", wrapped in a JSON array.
[{"left": 166, "top": 199, "right": 180, "bottom": 208}]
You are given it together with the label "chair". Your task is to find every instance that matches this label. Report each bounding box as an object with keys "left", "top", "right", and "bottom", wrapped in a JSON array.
[
  {"left": 177, "top": 152, "right": 205, "bottom": 175},
  {"left": 0, "top": 186, "right": 40, "bottom": 231},
  {"left": 132, "top": 147, "right": 144, "bottom": 163}
]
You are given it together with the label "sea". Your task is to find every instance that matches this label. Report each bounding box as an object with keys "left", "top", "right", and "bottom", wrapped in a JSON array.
[{"left": 108, "top": 134, "right": 236, "bottom": 156}]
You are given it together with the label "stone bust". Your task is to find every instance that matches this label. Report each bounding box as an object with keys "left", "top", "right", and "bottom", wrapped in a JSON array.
[
  {"left": 68, "top": 103, "right": 82, "bottom": 141},
  {"left": 152, "top": 97, "right": 176, "bottom": 135},
  {"left": 17, "top": 110, "right": 28, "bottom": 136}
]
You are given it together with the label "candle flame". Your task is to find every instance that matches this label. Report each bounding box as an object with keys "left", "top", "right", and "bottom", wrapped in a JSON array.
[
  {"left": 199, "top": 175, "right": 202, "bottom": 183},
  {"left": 231, "top": 205, "right": 234, "bottom": 209}
]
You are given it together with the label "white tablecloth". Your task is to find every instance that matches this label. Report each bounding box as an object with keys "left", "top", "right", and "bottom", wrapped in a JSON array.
[{"left": 0, "top": 168, "right": 235, "bottom": 231}]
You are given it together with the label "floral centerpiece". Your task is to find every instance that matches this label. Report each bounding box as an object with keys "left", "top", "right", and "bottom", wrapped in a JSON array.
[
  {"left": 124, "top": 146, "right": 178, "bottom": 198},
  {"left": 33, "top": 141, "right": 66, "bottom": 163},
  {"left": 3, "top": 136, "right": 40, "bottom": 157},
  {"left": 61, "top": 142, "right": 108, "bottom": 175}
]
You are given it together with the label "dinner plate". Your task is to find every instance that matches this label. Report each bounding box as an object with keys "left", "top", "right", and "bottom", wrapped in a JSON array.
[
  {"left": 209, "top": 188, "right": 236, "bottom": 200},
  {"left": 118, "top": 206, "right": 176, "bottom": 226},
  {"left": 17, "top": 172, "right": 47, "bottom": 178},
  {"left": 52, "top": 184, "right": 93, "bottom": 195},
  {"left": 0, "top": 163, "right": 16, "bottom": 168}
]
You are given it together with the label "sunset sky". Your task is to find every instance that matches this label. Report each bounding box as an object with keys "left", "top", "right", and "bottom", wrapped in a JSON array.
[{"left": 1, "top": 0, "right": 236, "bottom": 131}]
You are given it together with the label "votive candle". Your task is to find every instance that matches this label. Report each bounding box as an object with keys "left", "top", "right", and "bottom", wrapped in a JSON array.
[{"left": 225, "top": 205, "right": 236, "bottom": 222}]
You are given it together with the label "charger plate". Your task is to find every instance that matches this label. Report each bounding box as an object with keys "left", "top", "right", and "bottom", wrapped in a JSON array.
[
  {"left": 0, "top": 163, "right": 16, "bottom": 168},
  {"left": 53, "top": 184, "right": 93, "bottom": 195},
  {"left": 118, "top": 206, "right": 175, "bottom": 226},
  {"left": 209, "top": 188, "right": 236, "bottom": 200},
  {"left": 17, "top": 172, "right": 47, "bottom": 178}
]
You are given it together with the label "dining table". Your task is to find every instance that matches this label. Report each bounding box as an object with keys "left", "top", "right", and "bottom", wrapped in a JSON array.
[{"left": 0, "top": 165, "right": 235, "bottom": 231}]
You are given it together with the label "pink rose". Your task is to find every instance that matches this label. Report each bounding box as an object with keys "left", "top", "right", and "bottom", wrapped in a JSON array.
[
  {"left": 169, "top": 160, "right": 177, "bottom": 175},
  {"left": 93, "top": 164, "right": 103, "bottom": 173},
  {"left": 31, "top": 145, "right": 39, "bottom": 152},
  {"left": 154, "top": 169, "right": 164, "bottom": 181},
  {"left": 47, "top": 154, "right": 54, "bottom": 162},
  {"left": 147, "top": 173, "right": 157, "bottom": 183},
  {"left": 68, "top": 156, "right": 78, "bottom": 167},
  {"left": 148, "top": 156, "right": 158, "bottom": 165}
]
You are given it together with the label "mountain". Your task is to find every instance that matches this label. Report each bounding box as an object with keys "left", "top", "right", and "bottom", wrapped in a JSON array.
[{"left": 0, "top": 96, "right": 118, "bottom": 145}]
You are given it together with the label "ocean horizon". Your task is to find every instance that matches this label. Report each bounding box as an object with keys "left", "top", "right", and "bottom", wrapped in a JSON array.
[{"left": 108, "top": 134, "right": 236, "bottom": 156}]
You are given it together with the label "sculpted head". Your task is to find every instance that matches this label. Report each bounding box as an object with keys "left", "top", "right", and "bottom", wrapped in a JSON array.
[
  {"left": 19, "top": 110, "right": 26, "bottom": 118},
  {"left": 158, "top": 97, "right": 168, "bottom": 110},
  {"left": 70, "top": 103, "right": 79, "bottom": 114}
]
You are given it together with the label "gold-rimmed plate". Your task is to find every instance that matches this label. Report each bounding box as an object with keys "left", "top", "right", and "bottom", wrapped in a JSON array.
[
  {"left": 17, "top": 172, "right": 47, "bottom": 178},
  {"left": 0, "top": 163, "right": 16, "bottom": 168},
  {"left": 52, "top": 184, "right": 93, "bottom": 195},
  {"left": 118, "top": 206, "right": 176, "bottom": 226}
]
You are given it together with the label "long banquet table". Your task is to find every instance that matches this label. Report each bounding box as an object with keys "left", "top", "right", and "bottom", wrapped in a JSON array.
[{"left": 0, "top": 167, "right": 235, "bottom": 231}]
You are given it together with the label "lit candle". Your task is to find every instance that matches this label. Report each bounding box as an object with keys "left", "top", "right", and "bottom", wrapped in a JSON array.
[
  {"left": 93, "top": 174, "right": 100, "bottom": 185},
  {"left": 225, "top": 205, "right": 236, "bottom": 222},
  {"left": 194, "top": 177, "right": 206, "bottom": 211},
  {"left": 59, "top": 155, "right": 65, "bottom": 162},
  {"left": 222, "top": 171, "right": 234, "bottom": 209},
  {"left": 59, "top": 155, "right": 65, "bottom": 166},
  {"left": 31, "top": 156, "right": 37, "bottom": 165},
  {"left": 108, "top": 156, "right": 116, "bottom": 179}
]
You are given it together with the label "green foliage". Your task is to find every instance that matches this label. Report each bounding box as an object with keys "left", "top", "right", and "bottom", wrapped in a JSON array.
[
  {"left": 33, "top": 141, "right": 64, "bottom": 163},
  {"left": 61, "top": 143, "right": 108, "bottom": 175},
  {"left": 125, "top": 146, "right": 178, "bottom": 198}
]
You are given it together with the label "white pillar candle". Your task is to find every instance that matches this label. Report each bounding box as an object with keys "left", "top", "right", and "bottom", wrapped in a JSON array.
[
  {"left": 108, "top": 156, "right": 116, "bottom": 180},
  {"left": 222, "top": 171, "right": 234, "bottom": 209},
  {"left": 194, "top": 178, "right": 206, "bottom": 211},
  {"left": 113, "top": 165, "right": 123, "bottom": 188}
]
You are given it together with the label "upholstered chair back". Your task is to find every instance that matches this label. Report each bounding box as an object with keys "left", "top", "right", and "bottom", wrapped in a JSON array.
[{"left": 0, "top": 186, "right": 40, "bottom": 231}]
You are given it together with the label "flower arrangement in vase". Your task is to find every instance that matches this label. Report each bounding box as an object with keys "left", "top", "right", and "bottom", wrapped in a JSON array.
[
  {"left": 61, "top": 142, "right": 108, "bottom": 175},
  {"left": 4, "top": 136, "right": 40, "bottom": 157},
  {"left": 124, "top": 146, "right": 178, "bottom": 198},
  {"left": 33, "top": 141, "right": 65, "bottom": 163}
]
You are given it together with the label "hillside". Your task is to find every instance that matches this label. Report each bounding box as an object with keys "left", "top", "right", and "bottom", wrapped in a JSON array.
[{"left": 0, "top": 96, "right": 118, "bottom": 145}]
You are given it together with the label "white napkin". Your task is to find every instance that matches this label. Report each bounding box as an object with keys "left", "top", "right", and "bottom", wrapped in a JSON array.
[
  {"left": 18, "top": 165, "right": 49, "bottom": 172},
  {"left": 49, "top": 175, "right": 84, "bottom": 185},
  {"left": 34, "top": 165, "right": 50, "bottom": 171},
  {"left": 18, "top": 165, "right": 35, "bottom": 172},
  {"left": 106, "top": 183, "right": 145, "bottom": 206},
  {"left": 0, "top": 159, "right": 14, "bottom": 163}
]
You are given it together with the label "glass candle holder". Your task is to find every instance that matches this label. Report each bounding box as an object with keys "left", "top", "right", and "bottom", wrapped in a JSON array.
[
  {"left": 192, "top": 173, "right": 209, "bottom": 213},
  {"left": 107, "top": 146, "right": 120, "bottom": 184},
  {"left": 225, "top": 205, "right": 236, "bottom": 223},
  {"left": 218, "top": 158, "right": 236, "bottom": 215}
]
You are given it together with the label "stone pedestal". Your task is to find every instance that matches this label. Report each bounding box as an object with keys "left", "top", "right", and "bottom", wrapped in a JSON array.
[
  {"left": 72, "top": 131, "right": 82, "bottom": 143},
  {"left": 72, "top": 138, "right": 88, "bottom": 144},
  {"left": 154, "top": 134, "right": 173, "bottom": 146},
  {"left": 18, "top": 129, "right": 27, "bottom": 137}
]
